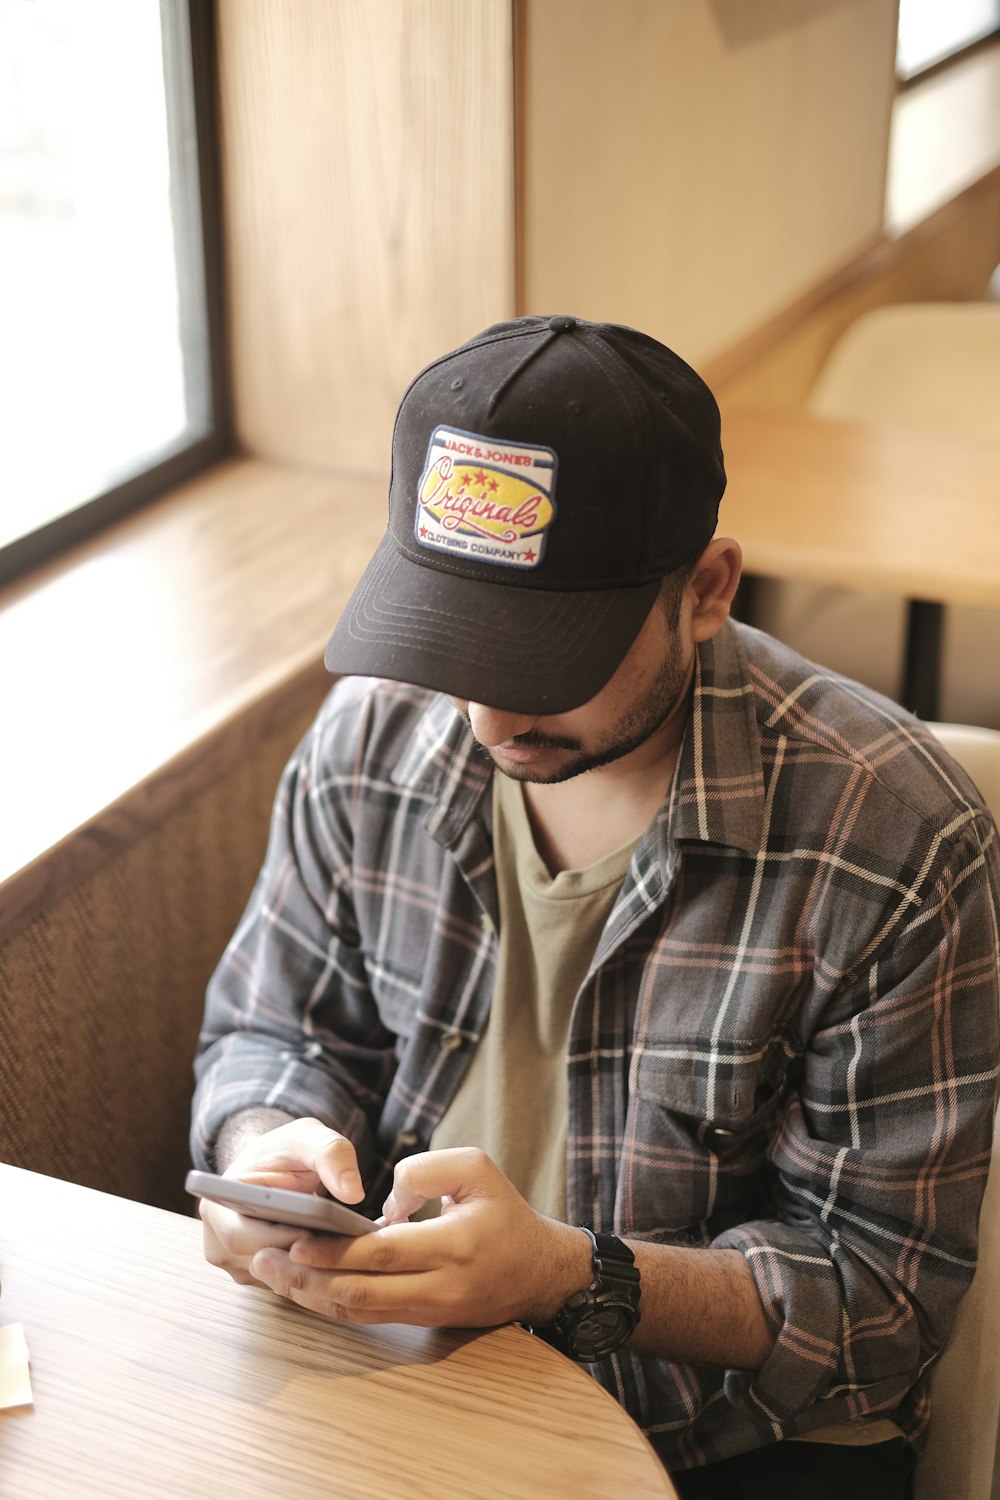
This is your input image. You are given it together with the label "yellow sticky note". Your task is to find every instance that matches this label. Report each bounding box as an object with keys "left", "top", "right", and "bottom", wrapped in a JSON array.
[{"left": 0, "top": 1324, "right": 33, "bottom": 1410}]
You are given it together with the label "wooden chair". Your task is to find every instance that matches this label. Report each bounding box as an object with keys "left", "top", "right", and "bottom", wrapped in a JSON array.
[{"left": 750, "top": 301, "right": 1000, "bottom": 725}]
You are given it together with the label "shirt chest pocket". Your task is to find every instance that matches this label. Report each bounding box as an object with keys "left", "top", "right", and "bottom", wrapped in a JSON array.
[{"left": 623, "top": 1036, "right": 798, "bottom": 1240}]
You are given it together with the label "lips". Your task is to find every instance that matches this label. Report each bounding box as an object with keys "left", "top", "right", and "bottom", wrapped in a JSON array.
[{"left": 492, "top": 741, "right": 550, "bottom": 764}]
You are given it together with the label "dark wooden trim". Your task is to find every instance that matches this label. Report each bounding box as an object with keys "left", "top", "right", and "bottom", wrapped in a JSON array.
[
  {"left": 188, "top": 0, "right": 232, "bottom": 458},
  {"left": 0, "top": 434, "right": 222, "bottom": 584}
]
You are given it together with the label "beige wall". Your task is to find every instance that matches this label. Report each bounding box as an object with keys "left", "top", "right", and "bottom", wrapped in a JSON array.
[
  {"left": 519, "top": 0, "right": 899, "bottom": 364},
  {"left": 217, "top": 0, "right": 516, "bottom": 471},
  {"left": 217, "top": 0, "right": 902, "bottom": 468}
]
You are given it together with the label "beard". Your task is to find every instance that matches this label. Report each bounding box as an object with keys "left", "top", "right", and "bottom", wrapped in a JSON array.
[{"left": 471, "top": 631, "right": 691, "bottom": 785}]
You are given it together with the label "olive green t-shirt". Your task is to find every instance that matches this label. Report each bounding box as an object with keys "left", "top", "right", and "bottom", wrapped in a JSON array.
[{"left": 428, "top": 771, "right": 637, "bottom": 1220}]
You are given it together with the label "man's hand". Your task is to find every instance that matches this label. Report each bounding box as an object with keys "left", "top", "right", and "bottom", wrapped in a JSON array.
[
  {"left": 249, "top": 1147, "right": 593, "bottom": 1329},
  {"left": 199, "top": 1116, "right": 366, "bottom": 1286},
  {"left": 211, "top": 1135, "right": 774, "bottom": 1368}
]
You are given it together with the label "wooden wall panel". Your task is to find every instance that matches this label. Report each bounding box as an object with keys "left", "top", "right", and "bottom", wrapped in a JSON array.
[
  {"left": 709, "top": 171, "right": 1000, "bottom": 409},
  {"left": 519, "top": 0, "right": 899, "bottom": 365},
  {"left": 217, "top": 0, "right": 515, "bottom": 470}
]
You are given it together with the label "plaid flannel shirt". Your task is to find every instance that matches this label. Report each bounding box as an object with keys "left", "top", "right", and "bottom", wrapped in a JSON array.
[{"left": 192, "top": 621, "right": 1000, "bottom": 1472}]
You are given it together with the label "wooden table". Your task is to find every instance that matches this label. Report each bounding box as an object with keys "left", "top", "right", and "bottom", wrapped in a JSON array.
[
  {"left": 0, "top": 1165, "right": 676, "bottom": 1499},
  {"left": 721, "top": 407, "right": 1000, "bottom": 717}
]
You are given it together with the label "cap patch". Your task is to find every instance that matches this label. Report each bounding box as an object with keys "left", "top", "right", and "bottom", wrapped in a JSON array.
[{"left": 414, "top": 425, "right": 557, "bottom": 571}]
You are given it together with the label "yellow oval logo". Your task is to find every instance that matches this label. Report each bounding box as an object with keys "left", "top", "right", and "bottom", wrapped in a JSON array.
[
  {"left": 414, "top": 427, "right": 558, "bottom": 571},
  {"left": 419, "top": 457, "right": 553, "bottom": 542}
]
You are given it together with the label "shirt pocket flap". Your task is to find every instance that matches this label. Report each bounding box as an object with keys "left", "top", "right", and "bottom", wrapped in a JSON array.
[{"left": 631, "top": 1035, "right": 794, "bottom": 1137}]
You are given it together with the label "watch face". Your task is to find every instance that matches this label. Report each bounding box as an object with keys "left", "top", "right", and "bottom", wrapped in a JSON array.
[
  {"left": 577, "top": 1307, "right": 629, "bottom": 1342},
  {"left": 549, "top": 1234, "right": 641, "bottom": 1362},
  {"left": 571, "top": 1298, "right": 635, "bottom": 1359}
]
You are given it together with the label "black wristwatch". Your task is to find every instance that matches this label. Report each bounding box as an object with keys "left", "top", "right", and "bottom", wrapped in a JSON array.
[{"left": 538, "top": 1228, "right": 641, "bottom": 1362}]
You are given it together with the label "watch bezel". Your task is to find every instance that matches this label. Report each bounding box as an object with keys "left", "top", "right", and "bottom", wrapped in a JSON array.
[
  {"left": 555, "top": 1290, "right": 639, "bottom": 1361},
  {"left": 545, "top": 1229, "right": 641, "bottom": 1362}
]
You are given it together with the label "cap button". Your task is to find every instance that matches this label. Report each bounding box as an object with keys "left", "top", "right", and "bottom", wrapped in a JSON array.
[{"left": 547, "top": 315, "right": 577, "bottom": 333}]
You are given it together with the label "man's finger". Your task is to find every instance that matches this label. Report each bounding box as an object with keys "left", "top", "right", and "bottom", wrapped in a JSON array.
[
  {"left": 383, "top": 1147, "right": 500, "bottom": 1222},
  {"left": 251, "top": 1250, "right": 439, "bottom": 1323},
  {"left": 315, "top": 1135, "right": 365, "bottom": 1204},
  {"left": 227, "top": 1117, "right": 365, "bottom": 1204},
  {"left": 288, "top": 1218, "right": 446, "bottom": 1273}
]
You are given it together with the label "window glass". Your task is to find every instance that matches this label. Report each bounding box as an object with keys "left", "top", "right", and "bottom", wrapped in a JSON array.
[
  {"left": 897, "top": 0, "right": 1000, "bottom": 80},
  {"left": 0, "top": 0, "right": 212, "bottom": 564}
]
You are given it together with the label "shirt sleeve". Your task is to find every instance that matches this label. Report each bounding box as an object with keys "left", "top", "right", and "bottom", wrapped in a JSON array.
[
  {"left": 715, "top": 815, "right": 1000, "bottom": 1432},
  {"left": 189, "top": 700, "right": 397, "bottom": 1175}
]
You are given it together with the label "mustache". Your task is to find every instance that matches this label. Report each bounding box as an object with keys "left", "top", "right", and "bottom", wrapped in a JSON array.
[{"left": 502, "top": 728, "right": 581, "bottom": 751}]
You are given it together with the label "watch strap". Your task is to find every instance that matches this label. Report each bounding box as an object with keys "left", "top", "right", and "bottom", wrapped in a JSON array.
[
  {"left": 587, "top": 1228, "right": 640, "bottom": 1287},
  {"left": 536, "top": 1226, "right": 641, "bottom": 1362}
]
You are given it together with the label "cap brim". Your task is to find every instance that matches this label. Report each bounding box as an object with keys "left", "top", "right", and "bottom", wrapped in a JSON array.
[{"left": 324, "top": 534, "right": 660, "bottom": 714}]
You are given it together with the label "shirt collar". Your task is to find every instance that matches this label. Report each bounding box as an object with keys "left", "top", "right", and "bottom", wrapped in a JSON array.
[
  {"left": 392, "top": 693, "right": 491, "bottom": 844},
  {"left": 667, "top": 621, "right": 766, "bottom": 856}
]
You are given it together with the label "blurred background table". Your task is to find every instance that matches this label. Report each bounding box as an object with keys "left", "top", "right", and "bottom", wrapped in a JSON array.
[
  {"left": 0, "top": 1164, "right": 676, "bottom": 1500},
  {"left": 723, "top": 406, "right": 1000, "bottom": 718}
]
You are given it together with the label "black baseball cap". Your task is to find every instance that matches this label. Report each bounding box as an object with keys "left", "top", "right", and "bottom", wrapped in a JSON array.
[{"left": 325, "top": 314, "right": 726, "bottom": 713}]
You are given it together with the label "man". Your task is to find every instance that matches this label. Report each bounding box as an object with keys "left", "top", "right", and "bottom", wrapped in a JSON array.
[{"left": 191, "top": 315, "right": 999, "bottom": 1497}]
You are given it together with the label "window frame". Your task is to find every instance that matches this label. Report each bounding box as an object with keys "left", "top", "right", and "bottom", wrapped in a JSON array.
[{"left": 0, "top": 0, "right": 230, "bottom": 587}]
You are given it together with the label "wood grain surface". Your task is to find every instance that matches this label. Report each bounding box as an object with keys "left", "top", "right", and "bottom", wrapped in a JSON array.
[
  {"left": 0, "top": 457, "right": 386, "bottom": 940},
  {"left": 721, "top": 406, "right": 1000, "bottom": 607},
  {"left": 217, "top": 0, "right": 515, "bottom": 470},
  {"left": 0, "top": 1165, "right": 676, "bottom": 1499},
  {"left": 519, "top": 0, "right": 897, "bottom": 363}
]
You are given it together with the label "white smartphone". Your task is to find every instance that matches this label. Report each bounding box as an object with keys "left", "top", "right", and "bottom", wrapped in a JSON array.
[{"left": 185, "top": 1170, "right": 377, "bottom": 1236}]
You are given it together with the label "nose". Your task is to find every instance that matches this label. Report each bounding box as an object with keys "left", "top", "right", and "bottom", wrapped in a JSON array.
[{"left": 466, "top": 702, "right": 538, "bottom": 747}]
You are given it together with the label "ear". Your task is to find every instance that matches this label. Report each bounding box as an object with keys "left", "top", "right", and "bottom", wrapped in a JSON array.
[{"left": 687, "top": 537, "right": 743, "bottom": 645}]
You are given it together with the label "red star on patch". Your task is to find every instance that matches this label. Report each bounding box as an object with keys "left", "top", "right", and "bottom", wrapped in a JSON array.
[
  {"left": 419, "top": 526, "right": 429, "bottom": 538},
  {"left": 474, "top": 469, "right": 487, "bottom": 486},
  {"left": 522, "top": 548, "right": 537, "bottom": 563},
  {"left": 487, "top": 477, "right": 499, "bottom": 491}
]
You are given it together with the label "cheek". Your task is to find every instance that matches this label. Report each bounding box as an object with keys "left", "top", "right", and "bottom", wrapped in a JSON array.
[{"left": 615, "top": 646, "right": 672, "bottom": 707}]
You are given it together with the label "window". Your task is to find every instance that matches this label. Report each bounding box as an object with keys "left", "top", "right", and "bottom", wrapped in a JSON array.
[
  {"left": 0, "top": 0, "right": 225, "bottom": 583},
  {"left": 897, "top": 0, "right": 1000, "bottom": 82}
]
